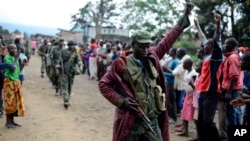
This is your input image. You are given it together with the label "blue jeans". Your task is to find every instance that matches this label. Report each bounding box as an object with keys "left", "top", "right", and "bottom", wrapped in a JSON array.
[{"left": 226, "top": 90, "right": 242, "bottom": 141}]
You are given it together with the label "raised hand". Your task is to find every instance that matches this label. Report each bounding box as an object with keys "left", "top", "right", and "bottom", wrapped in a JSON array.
[
  {"left": 185, "top": 3, "right": 194, "bottom": 16},
  {"left": 214, "top": 13, "right": 221, "bottom": 23}
]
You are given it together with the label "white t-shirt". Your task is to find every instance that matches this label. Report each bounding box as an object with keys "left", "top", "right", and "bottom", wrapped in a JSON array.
[
  {"left": 183, "top": 69, "right": 197, "bottom": 93},
  {"left": 19, "top": 53, "right": 27, "bottom": 75}
]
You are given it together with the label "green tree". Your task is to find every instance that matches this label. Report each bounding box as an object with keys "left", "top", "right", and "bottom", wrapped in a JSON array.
[
  {"left": 121, "top": 0, "right": 183, "bottom": 35},
  {"left": 71, "top": 0, "right": 120, "bottom": 40},
  {"left": 13, "top": 29, "right": 21, "bottom": 34},
  {"left": 190, "top": 0, "right": 250, "bottom": 46},
  {"left": 0, "top": 26, "right": 10, "bottom": 34}
]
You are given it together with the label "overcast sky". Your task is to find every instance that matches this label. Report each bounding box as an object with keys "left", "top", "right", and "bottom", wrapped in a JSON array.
[{"left": 0, "top": 0, "right": 90, "bottom": 29}]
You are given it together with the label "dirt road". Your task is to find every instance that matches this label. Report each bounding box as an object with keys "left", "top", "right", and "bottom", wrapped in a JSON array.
[{"left": 0, "top": 55, "right": 197, "bottom": 141}]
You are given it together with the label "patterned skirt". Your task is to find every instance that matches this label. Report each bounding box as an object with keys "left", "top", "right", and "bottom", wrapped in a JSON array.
[
  {"left": 3, "top": 78, "right": 25, "bottom": 116},
  {"left": 181, "top": 93, "right": 194, "bottom": 121}
]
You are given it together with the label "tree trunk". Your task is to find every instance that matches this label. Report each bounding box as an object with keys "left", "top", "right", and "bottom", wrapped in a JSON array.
[
  {"left": 95, "top": 24, "right": 102, "bottom": 41},
  {"left": 230, "top": 2, "right": 235, "bottom": 36}
]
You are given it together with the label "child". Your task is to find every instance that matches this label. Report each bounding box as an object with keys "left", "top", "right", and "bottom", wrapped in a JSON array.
[
  {"left": 190, "top": 60, "right": 203, "bottom": 141},
  {"left": 19, "top": 47, "right": 28, "bottom": 85},
  {"left": 175, "top": 58, "right": 197, "bottom": 136}
]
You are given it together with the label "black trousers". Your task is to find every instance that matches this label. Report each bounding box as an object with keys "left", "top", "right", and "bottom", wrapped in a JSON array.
[
  {"left": 167, "top": 83, "right": 177, "bottom": 121},
  {"left": 175, "top": 90, "right": 182, "bottom": 114},
  {"left": 197, "top": 91, "right": 221, "bottom": 141}
]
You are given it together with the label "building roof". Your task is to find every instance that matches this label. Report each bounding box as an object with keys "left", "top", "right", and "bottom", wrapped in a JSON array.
[
  {"left": 34, "top": 33, "right": 55, "bottom": 38},
  {"left": 58, "top": 28, "right": 81, "bottom": 33}
]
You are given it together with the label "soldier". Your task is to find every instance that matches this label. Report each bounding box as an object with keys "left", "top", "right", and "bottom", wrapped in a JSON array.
[
  {"left": 50, "top": 39, "right": 64, "bottom": 96},
  {"left": 38, "top": 39, "right": 49, "bottom": 78},
  {"left": 24, "top": 40, "right": 31, "bottom": 62},
  {"left": 60, "top": 40, "right": 81, "bottom": 109},
  {"left": 98, "top": 3, "right": 193, "bottom": 141},
  {"left": 46, "top": 39, "right": 55, "bottom": 82}
]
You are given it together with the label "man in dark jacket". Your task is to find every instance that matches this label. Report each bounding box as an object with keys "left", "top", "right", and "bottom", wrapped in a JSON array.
[{"left": 98, "top": 3, "right": 193, "bottom": 141}]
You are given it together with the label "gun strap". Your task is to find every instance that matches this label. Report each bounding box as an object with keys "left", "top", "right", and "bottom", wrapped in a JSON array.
[
  {"left": 119, "top": 57, "right": 159, "bottom": 139},
  {"left": 118, "top": 58, "right": 138, "bottom": 100}
]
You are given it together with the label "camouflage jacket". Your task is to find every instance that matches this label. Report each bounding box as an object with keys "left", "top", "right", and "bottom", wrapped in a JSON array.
[
  {"left": 60, "top": 48, "right": 81, "bottom": 75},
  {"left": 50, "top": 46, "right": 63, "bottom": 66},
  {"left": 38, "top": 44, "right": 49, "bottom": 56}
]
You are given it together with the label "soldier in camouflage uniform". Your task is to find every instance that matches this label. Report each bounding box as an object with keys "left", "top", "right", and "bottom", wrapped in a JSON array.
[
  {"left": 24, "top": 40, "right": 31, "bottom": 62},
  {"left": 50, "top": 39, "right": 64, "bottom": 96},
  {"left": 60, "top": 40, "right": 81, "bottom": 109},
  {"left": 38, "top": 39, "right": 49, "bottom": 78},
  {"left": 46, "top": 39, "right": 55, "bottom": 82}
]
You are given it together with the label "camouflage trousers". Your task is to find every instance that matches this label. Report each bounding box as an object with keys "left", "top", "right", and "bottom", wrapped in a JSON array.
[
  {"left": 60, "top": 74, "right": 75, "bottom": 102},
  {"left": 41, "top": 57, "right": 47, "bottom": 75},
  {"left": 51, "top": 67, "right": 60, "bottom": 89},
  {"left": 125, "top": 118, "right": 162, "bottom": 141},
  {"left": 46, "top": 65, "right": 52, "bottom": 81}
]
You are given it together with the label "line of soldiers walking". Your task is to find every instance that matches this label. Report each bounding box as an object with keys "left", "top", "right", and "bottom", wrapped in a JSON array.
[{"left": 38, "top": 39, "right": 82, "bottom": 109}]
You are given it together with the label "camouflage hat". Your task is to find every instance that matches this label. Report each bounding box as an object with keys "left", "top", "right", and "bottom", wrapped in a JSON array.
[{"left": 131, "top": 30, "right": 152, "bottom": 43}]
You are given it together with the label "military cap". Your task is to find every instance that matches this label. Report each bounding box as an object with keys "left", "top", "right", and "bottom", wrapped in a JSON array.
[
  {"left": 131, "top": 30, "right": 152, "bottom": 43},
  {"left": 67, "top": 40, "right": 76, "bottom": 46}
]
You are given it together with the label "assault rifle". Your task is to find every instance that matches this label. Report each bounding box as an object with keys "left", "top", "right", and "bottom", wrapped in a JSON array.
[{"left": 115, "top": 86, "right": 158, "bottom": 137}]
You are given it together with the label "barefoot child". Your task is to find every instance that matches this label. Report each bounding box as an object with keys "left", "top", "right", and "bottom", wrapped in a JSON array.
[{"left": 176, "top": 58, "right": 197, "bottom": 136}]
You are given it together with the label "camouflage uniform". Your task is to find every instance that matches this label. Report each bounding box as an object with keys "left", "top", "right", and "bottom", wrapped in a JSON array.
[
  {"left": 38, "top": 40, "right": 49, "bottom": 77},
  {"left": 24, "top": 40, "right": 31, "bottom": 62},
  {"left": 60, "top": 42, "right": 81, "bottom": 108},
  {"left": 50, "top": 44, "right": 63, "bottom": 95},
  {"left": 46, "top": 44, "right": 54, "bottom": 81}
]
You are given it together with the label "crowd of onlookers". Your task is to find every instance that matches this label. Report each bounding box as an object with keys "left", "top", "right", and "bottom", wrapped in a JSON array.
[
  {"left": 1, "top": 16, "right": 250, "bottom": 140},
  {"left": 77, "top": 38, "right": 132, "bottom": 81},
  {"left": 0, "top": 35, "right": 28, "bottom": 128},
  {"left": 78, "top": 14, "right": 250, "bottom": 141}
]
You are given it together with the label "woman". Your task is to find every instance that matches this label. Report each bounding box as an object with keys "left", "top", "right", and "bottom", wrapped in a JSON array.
[{"left": 3, "top": 44, "right": 26, "bottom": 128}]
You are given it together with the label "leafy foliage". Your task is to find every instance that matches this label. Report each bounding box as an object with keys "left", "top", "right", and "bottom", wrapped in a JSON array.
[
  {"left": 0, "top": 26, "right": 10, "bottom": 34},
  {"left": 70, "top": 0, "right": 250, "bottom": 46},
  {"left": 71, "top": 0, "right": 120, "bottom": 39},
  {"left": 13, "top": 29, "right": 21, "bottom": 34},
  {"left": 190, "top": 0, "right": 250, "bottom": 45},
  {"left": 121, "top": 0, "right": 183, "bottom": 35}
]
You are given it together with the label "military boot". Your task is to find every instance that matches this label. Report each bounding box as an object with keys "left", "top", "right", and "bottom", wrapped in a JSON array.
[{"left": 64, "top": 100, "right": 70, "bottom": 109}]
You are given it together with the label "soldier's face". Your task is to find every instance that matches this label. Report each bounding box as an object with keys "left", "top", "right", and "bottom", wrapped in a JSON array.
[
  {"left": 68, "top": 45, "right": 74, "bottom": 50},
  {"left": 133, "top": 42, "right": 150, "bottom": 59}
]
